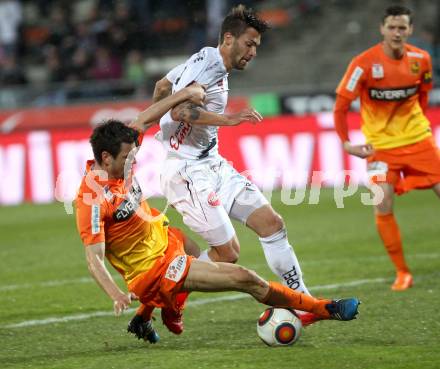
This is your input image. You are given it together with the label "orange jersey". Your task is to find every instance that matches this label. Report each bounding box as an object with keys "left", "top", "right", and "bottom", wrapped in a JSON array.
[
  {"left": 76, "top": 160, "right": 168, "bottom": 284},
  {"left": 336, "top": 43, "right": 433, "bottom": 149}
]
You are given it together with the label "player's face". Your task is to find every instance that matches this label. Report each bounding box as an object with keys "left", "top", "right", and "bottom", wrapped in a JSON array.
[
  {"left": 108, "top": 142, "right": 137, "bottom": 179},
  {"left": 380, "top": 15, "right": 413, "bottom": 54},
  {"left": 230, "top": 27, "right": 261, "bottom": 70}
]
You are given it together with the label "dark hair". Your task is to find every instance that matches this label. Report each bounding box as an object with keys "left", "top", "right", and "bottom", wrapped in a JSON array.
[
  {"left": 382, "top": 5, "right": 413, "bottom": 24},
  {"left": 90, "top": 119, "right": 139, "bottom": 164},
  {"left": 219, "top": 4, "right": 268, "bottom": 43}
]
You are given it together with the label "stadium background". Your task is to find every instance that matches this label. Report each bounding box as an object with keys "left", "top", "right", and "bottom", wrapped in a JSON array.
[
  {"left": 1, "top": 0, "right": 440, "bottom": 205},
  {"left": 1, "top": 1, "right": 440, "bottom": 369}
]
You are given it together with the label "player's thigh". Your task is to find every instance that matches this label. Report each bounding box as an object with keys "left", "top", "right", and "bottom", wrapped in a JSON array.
[
  {"left": 162, "top": 163, "right": 236, "bottom": 246},
  {"left": 183, "top": 259, "right": 267, "bottom": 293},
  {"left": 173, "top": 197, "right": 236, "bottom": 246},
  {"left": 217, "top": 161, "right": 269, "bottom": 224}
]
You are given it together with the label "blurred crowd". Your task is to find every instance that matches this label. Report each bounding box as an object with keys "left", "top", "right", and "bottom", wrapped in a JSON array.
[
  {"left": 1, "top": 1, "right": 440, "bottom": 95},
  {"left": 0, "top": 0, "right": 261, "bottom": 90},
  {"left": 0, "top": 0, "right": 326, "bottom": 94}
]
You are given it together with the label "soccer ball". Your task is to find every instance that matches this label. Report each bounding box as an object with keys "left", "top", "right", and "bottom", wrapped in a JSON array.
[{"left": 257, "top": 308, "right": 302, "bottom": 346}]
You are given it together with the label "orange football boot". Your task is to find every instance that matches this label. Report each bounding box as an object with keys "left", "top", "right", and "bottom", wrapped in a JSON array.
[
  {"left": 391, "top": 271, "right": 413, "bottom": 291},
  {"left": 299, "top": 312, "right": 323, "bottom": 327},
  {"left": 161, "top": 308, "right": 184, "bottom": 334}
]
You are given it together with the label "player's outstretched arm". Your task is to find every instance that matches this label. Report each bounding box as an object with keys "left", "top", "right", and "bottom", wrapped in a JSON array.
[
  {"left": 171, "top": 103, "right": 262, "bottom": 126},
  {"left": 85, "top": 242, "right": 137, "bottom": 316},
  {"left": 334, "top": 94, "right": 374, "bottom": 158},
  {"left": 130, "top": 84, "right": 206, "bottom": 132}
]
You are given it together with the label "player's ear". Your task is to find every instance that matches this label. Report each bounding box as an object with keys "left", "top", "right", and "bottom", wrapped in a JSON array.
[
  {"left": 223, "top": 32, "right": 234, "bottom": 46},
  {"left": 101, "top": 151, "right": 112, "bottom": 165}
]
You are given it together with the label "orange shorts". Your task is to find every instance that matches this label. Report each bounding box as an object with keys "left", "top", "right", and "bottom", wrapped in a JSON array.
[
  {"left": 367, "top": 137, "right": 440, "bottom": 195},
  {"left": 128, "top": 227, "right": 193, "bottom": 312}
]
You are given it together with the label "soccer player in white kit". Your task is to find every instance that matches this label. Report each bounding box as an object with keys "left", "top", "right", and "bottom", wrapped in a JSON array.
[{"left": 155, "top": 5, "right": 319, "bottom": 325}]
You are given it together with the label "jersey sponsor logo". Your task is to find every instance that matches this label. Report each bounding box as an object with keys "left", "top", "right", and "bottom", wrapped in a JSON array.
[
  {"left": 113, "top": 197, "right": 139, "bottom": 221},
  {"left": 407, "top": 51, "right": 424, "bottom": 59},
  {"left": 170, "top": 121, "right": 192, "bottom": 150},
  {"left": 207, "top": 191, "right": 221, "bottom": 207},
  {"left": 410, "top": 61, "right": 420, "bottom": 74},
  {"left": 91, "top": 204, "right": 100, "bottom": 234},
  {"left": 372, "top": 64, "right": 384, "bottom": 79},
  {"left": 112, "top": 180, "right": 142, "bottom": 222},
  {"left": 369, "top": 85, "right": 418, "bottom": 101},
  {"left": 346, "top": 66, "right": 364, "bottom": 92},
  {"left": 165, "top": 255, "right": 187, "bottom": 282}
]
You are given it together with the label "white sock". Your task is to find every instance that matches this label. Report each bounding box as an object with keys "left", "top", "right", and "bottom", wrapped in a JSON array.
[
  {"left": 198, "top": 249, "right": 212, "bottom": 261},
  {"left": 259, "top": 228, "right": 311, "bottom": 296}
]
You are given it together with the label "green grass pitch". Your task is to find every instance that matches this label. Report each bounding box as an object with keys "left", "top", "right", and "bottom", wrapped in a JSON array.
[{"left": 1, "top": 189, "right": 439, "bottom": 369}]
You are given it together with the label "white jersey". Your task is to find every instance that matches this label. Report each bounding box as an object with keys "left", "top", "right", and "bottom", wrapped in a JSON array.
[{"left": 159, "top": 47, "right": 229, "bottom": 160}]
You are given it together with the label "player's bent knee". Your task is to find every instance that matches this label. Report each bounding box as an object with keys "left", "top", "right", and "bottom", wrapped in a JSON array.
[
  {"left": 222, "top": 252, "right": 239, "bottom": 264},
  {"left": 211, "top": 246, "right": 239, "bottom": 263},
  {"left": 263, "top": 212, "right": 284, "bottom": 236},
  {"left": 271, "top": 212, "right": 284, "bottom": 230},
  {"left": 375, "top": 200, "right": 393, "bottom": 214}
]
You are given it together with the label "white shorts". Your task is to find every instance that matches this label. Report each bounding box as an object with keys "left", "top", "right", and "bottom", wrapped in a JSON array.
[{"left": 160, "top": 156, "right": 269, "bottom": 246}]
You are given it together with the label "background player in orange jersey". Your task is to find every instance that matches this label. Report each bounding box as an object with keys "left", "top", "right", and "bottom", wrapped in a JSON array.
[
  {"left": 76, "top": 96, "right": 360, "bottom": 344},
  {"left": 333, "top": 5, "right": 440, "bottom": 291}
]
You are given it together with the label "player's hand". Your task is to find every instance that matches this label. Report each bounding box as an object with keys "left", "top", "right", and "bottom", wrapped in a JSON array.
[
  {"left": 129, "top": 119, "right": 157, "bottom": 133},
  {"left": 128, "top": 118, "right": 142, "bottom": 132},
  {"left": 185, "top": 83, "right": 206, "bottom": 106},
  {"left": 226, "top": 108, "right": 263, "bottom": 126},
  {"left": 343, "top": 141, "right": 375, "bottom": 158},
  {"left": 113, "top": 292, "right": 137, "bottom": 316}
]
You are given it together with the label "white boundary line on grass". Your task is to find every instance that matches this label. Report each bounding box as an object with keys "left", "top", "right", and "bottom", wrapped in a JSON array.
[
  {"left": 1, "top": 252, "right": 438, "bottom": 293},
  {"left": 2, "top": 276, "right": 391, "bottom": 329},
  {"left": 0, "top": 277, "right": 96, "bottom": 292}
]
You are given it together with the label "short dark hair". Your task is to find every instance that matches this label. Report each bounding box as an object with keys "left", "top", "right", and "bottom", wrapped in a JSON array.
[
  {"left": 382, "top": 5, "right": 413, "bottom": 24},
  {"left": 90, "top": 119, "right": 139, "bottom": 164},
  {"left": 219, "top": 4, "right": 268, "bottom": 44}
]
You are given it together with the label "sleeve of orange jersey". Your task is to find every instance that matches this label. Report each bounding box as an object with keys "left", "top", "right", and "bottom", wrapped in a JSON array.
[
  {"left": 335, "top": 56, "right": 365, "bottom": 100},
  {"left": 76, "top": 193, "right": 106, "bottom": 246},
  {"left": 419, "top": 51, "right": 434, "bottom": 112},
  {"left": 334, "top": 57, "right": 365, "bottom": 142},
  {"left": 333, "top": 95, "right": 352, "bottom": 142}
]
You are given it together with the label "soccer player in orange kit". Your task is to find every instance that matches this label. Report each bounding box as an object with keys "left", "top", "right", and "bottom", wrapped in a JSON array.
[
  {"left": 75, "top": 85, "right": 360, "bottom": 344},
  {"left": 334, "top": 5, "right": 440, "bottom": 291}
]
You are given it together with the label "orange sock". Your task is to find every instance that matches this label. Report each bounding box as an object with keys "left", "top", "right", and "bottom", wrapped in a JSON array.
[
  {"left": 262, "top": 281, "right": 331, "bottom": 318},
  {"left": 136, "top": 304, "right": 154, "bottom": 321},
  {"left": 375, "top": 213, "right": 409, "bottom": 273}
]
